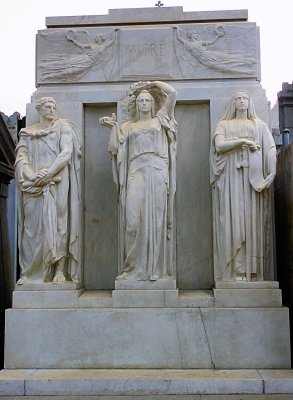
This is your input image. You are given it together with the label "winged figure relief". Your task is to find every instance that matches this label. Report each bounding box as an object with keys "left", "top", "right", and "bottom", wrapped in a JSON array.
[
  {"left": 39, "top": 29, "right": 118, "bottom": 82},
  {"left": 173, "top": 25, "right": 256, "bottom": 75}
]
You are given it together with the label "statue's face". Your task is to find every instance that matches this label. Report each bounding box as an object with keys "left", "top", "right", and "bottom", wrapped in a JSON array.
[
  {"left": 136, "top": 92, "right": 153, "bottom": 114},
  {"left": 234, "top": 93, "right": 249, "bottom": 112},
  {"left": 95, "top": 34, "right": 104, "bottom": 44},
  {"left": 187, "top": 31, "right": 198, "bottom": 41},
  {"left": 39, "top": 101, "right": 56, "bottom": 121}
]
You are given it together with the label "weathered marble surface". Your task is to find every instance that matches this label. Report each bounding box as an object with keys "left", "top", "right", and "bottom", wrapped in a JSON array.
[
  {"left": 36, "top": 23, "right": 259, "bottom": 84},
  {"left": 29, "top": 81, "right": 270, "bottom": 290},
  {"left": 213, "top": 288, "right": 282, "bottom": 307},
  {"left": 215, "top": 281, "right": 279, "bottom": 289},
  {"left": 115, "top": 280, "right": 176, "bottom": 289},
  {"left": 15, "top": 98, "right": 82, "bottom": 284},
  {"left": 112, "top": 289, "right": 179, "bottom": 307},
  {"left": 173, "top": 25, "right": 256, "bottom": 78},
  {"left": 38, "top": 29, "right": 118, "bottom": 83},
  {"left": 1, "top": 368, "right": 293, "bottom": 397},
  {"left": 259, "top": 369, "right": 293, "bottom": 394},
  {"left": 11, "top": 288, "right": 284, "bottom": 309},
  {"left": 210, "top": 91, "right": 276, "bottom": 282},
  {"left": 5, "top": 307, "right": 290, "bottom": 369},
  {"left": 46, "top": 7, "right": 249, "bottom": 27},
  {"left": 100, "top": 81, "right": 177, "bottom": 283},
  {"left": 3, "top": 7, "right": 291, "bottom": 395}
]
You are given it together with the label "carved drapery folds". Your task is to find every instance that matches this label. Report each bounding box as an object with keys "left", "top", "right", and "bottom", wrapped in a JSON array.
[
  {"left": 210, "top": 91, "right": 276, "bottom": 282},
  {"left": 100, "top": 81, "right": 177, "bottom": 282},
  {"left": 15, "top": 97, "right": 82, "bottom": 284}
]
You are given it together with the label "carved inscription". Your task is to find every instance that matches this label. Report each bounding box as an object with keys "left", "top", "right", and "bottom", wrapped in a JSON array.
[
  {"left": 125, "top": 42, "right": 167, "bottom": 58},
  {"left": 120, "top": 28, "right": 172, "bottom": 79}
]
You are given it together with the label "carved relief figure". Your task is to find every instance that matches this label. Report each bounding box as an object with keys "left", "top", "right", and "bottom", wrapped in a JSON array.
[
  {"left": 39, "top": 29, "right": 117, "bottom": 81},
  {"left": 210, "top": 91, "right": 276, "bottom": 281},
  {"left": 15, "top": 97, "right": 82, "bottom": 284},
  {"left": 173, "top": 26, "right": 256, "bottom": 75},
  {"left": 100, "top": 81, "right": 177, "bottom": 281}
]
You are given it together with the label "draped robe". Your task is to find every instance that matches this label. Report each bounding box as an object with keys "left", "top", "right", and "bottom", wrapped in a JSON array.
[
  {"left": 108, "top": 109, "right": 176, "bottom": 280},
  {"left": 15, "top": 119, "right": 81, "bottom": 283},
  {"left": 210, "top": 118, "right": 276, "bottom": 281}
]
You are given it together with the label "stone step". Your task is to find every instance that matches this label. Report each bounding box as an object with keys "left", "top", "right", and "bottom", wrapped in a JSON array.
[
  {"left": 77, "top": 290, "right": 113, "bottom": 308},
  {"left": 0, "top": 369, "right": 293, "bottom": 397},
  {"left": 1, "top": 396, "right": 293, "bottom": 400}
]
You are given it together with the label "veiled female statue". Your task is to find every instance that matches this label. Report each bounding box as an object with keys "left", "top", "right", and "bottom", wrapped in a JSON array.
[
  {"left": 100, "top": 81, "right": 177, "bottom": 281},
  {"left": 210, "top": 91, "right": 276, "bottom": 282}
]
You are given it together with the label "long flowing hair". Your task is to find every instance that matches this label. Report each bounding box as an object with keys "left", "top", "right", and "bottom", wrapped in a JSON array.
[
  {"left": 221, "top": 91, "right": 257, "bottom": 121},
  {"left": 127, "top": 83, "right": 166, "bottom": 121},
  {"left": 135, "top": 90, "right": 156, "bottom": 119}
]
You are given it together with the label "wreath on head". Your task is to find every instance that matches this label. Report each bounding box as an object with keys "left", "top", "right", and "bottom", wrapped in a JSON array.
[{"left": 127, "top": 81, "right": 166, "bottom": 120}]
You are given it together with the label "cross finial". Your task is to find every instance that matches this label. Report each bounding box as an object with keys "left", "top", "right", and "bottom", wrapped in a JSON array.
[{"left": 155, "top": 0, "right": 164, "bottom": 6}]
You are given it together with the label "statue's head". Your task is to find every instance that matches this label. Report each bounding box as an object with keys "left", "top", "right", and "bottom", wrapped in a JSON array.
[
  {"left": 127, "top": 82, "right": 165, "bottom": 121},
  {"left": 136, "top": 90, "right": 156, "bottom": 118},
  {"left": 223, "top": 91, "right": 257, "bottom": 120},
  {"left": 95, "top": 33, "right": 106, "bottom": 44},
  {"left": 36, "top": 97, "right": 57, "bottom": 121},
  {"left": 186, "top": 30, "right": 198, "bottom": 41}
]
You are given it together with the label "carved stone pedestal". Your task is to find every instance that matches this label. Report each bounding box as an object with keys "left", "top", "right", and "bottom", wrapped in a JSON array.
[
  {"left": 214, "top": 281, "right": 283, "bottom": 307},
  {"left": 115, "top": 279, "right": 177, "bottom": 290},
  {"left": 4, "top": 287, "right": 291, "bottom": 370},
  {"left": 113, "top": 279, "right": 178, "bottom": 307},
  {"left": 112, "top": 289, "right": 179, "bottom": 307}
]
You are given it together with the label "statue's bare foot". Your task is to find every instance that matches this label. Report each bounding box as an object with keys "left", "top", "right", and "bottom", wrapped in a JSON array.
[
  {"left": 52, "top": 271, "right": 66, "bottom": 284},
  {"left": 17, "top": 277, "right": 25, "bottom": 285},
  {"left": 116, "top": 272, "right": 126, "bottom": 280},
  {"left": 150, "top": 274, "right": 159, "bottom": 281},
  {"left": 235, "top": 274, "right": 247, "bottom": 281}
]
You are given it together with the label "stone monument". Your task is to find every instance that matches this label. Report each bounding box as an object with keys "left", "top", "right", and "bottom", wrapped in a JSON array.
[
  {"left": 15, "top": 97, "right": 82, "bottom": 284},
  {"left": 1, "top": 6, "right": 292, "bottom": 398}
]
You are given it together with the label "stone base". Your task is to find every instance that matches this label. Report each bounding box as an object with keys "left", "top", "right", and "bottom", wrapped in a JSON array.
[
  {"left": 12, "top": 289, "right": 84, "bottom": 309},
  {"left": 12, "top": 287, "right": 284, "bottom": 309},
  {"left": 214, "top": 281, "right": 279, "bottom": 289},
  {"left": 12, "top": 289, "right": 216, "bottom": 309},
  {"left": 115, "top": 279, "right": 177, "bottom": 290},
  {"left": 14, "top": 281, "right": 82, "bottom": 291},
  {"left": 4, "top": 307, "right": 290, "bottom": 369},
  {"left": 1, "top": 369, "right": 293, "bottom": 397},
  {"left": 112, "top": 289, "right": 178, "bottom": 307},
  {"left": 213, "top": 288, "right": 283, "bottom": 307}
]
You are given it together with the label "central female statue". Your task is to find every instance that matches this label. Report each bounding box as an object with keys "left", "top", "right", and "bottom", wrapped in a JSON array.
[{"left": 100, "top": 81, "right": 177, "bottom": 281}]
